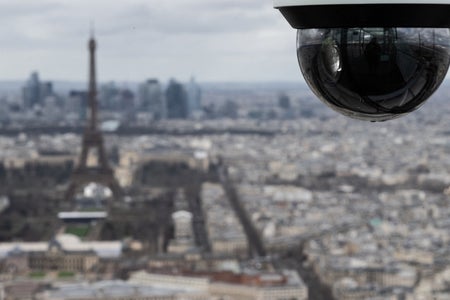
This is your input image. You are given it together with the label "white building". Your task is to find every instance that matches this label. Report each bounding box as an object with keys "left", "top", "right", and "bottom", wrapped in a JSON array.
[
  {"left": 129, "top": 270, "right": 308, "bottom": 300},
  {"left": 168, "top": 210, "right": 196, "bottom": 254},
  {"left": 0, "top": 234, "right": 122, "bottom": 259}
]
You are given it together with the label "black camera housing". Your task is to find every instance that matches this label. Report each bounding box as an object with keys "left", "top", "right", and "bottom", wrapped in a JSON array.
[
  {"left": 275, "top": 1, "right": 450, "bottom": 121},
  {"left": 275, "top": 1, "right": 450, "bottom": 29}
]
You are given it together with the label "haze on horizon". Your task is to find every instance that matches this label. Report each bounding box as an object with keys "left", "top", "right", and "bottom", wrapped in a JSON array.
[{"left": 0, "top": 0, "right": 301, "bottom": 83}]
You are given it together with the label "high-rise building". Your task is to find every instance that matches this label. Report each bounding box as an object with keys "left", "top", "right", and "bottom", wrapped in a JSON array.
[
  {"left": 22, "top": 72, "right": 54, "bottom": 110},
  {"left": 99, "top": 82, "right": 119, "bottom": 110},
  {"left": 41, "top": 82, "right": 54, "bottom": 101},
  {"left": 68, "top": 91, "right": 88, "bottom": 121},
  {"left": 119, "top": 89, "right": 136, "bottom": 123},
  {"left": 186, "top": 77, "right": 202, "bottom": 118},
  {"left": 22, "top": 72, "right": 40, "bottom": 109},
  {"left": 138, "top": 79, "right": 165, "bottom": 119},
  {"left": 0, "top": 97, "right": 9, "bottom": 124},
  {"left": 166, "top": 79, "right": 188, "bottom": 119},
  {"left": 42, "top": 96, "right": 61, "bottom": 122}
]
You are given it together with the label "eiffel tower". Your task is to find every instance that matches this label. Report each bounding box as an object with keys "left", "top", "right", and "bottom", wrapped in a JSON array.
[{"left": 65, "top": 34, "right": 122, "bottom": 201}]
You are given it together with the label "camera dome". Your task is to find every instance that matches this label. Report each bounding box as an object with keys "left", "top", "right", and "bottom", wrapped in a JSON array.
[{"left": 297, "top": 28, "right": 450, "bottom": 121}]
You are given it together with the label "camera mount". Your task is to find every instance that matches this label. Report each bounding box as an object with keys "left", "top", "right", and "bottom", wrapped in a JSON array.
[{"left": 275, "top": 0, "right": 450, "bottom": 29}]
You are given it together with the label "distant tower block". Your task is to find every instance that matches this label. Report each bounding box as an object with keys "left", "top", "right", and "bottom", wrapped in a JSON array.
[{"left": 65, "top": 34, "right": 122, "bottom": 202}]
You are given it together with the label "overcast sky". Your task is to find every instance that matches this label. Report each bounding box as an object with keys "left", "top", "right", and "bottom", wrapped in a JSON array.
[{"left": 0, "top": 0, "right": 301, "bottom": 83}]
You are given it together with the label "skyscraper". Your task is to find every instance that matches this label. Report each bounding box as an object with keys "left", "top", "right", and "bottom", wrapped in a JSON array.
[
  {"left": 138, "top": 79, "right": 165, "bottom": 120},
  {"left": 22, "top": 72, "right": 41, "bottom": 109},
  {"left": 186, "top": 77, "right": 202, "bottom": 118},
  {"left": 119, "top": 88, "right": 136, "bottom": 123},
  {"left": 100, "top": 82, "right": 119, "bottom": 110},
  {"left": 68, "top": 91, "right": 88, "bottom": 121},
  {"left": 23, "top": 72, "right": 41, "bottom": 109},
  {"left": 166, "top": 79, "right": 188, "bottom": 119},
  {"left": 22, "top": 72, "right": 54, "bottom": 110}
]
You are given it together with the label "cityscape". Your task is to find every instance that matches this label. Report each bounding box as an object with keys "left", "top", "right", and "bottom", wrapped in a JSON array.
[
  {"left": 1, "top": 5, "right": 450, "bottom": 299},
  {"left": 0, "top": 36, "right": 450, "bottom": 298}
]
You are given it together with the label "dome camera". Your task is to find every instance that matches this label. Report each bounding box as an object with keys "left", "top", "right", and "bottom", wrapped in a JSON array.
[{"left": 274, "top": 0, "right": 450, "bottom": 121}]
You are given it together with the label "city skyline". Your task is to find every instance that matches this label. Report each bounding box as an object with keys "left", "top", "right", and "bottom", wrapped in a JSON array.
[{"left": 0, "top": 0, "right": 299, "bottom": 83}]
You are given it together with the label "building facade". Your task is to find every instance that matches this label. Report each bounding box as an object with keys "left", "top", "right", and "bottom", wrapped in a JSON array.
[
  {"left": 186, "top": 77, "right": 202, "bottom": 118},
  {"left": 166, "top": 79, "right": 188, "bottom": 119},
  {"left": 138, "top": 79, "right": 165, "bottom": 119}
]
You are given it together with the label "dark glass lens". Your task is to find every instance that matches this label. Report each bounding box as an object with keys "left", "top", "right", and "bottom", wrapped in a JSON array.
[{"left": 298, "top": 28, "right": 450, "bottom": 121}]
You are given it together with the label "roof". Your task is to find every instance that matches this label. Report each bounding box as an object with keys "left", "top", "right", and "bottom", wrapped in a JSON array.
[
  {"left": 0, "top": 242, "right": 47, "bottom": 258},
  {"left": 172, "top": 210, "right": 193, "bottom": 220},
  {"left": 0, "top": 234, "right": 122, "bottom": 259},
  {"left": 44, "top": 281, "right": 186, "bottom": 299},
  {"left": 58, "top": 211, "right": 107, "bottom": 219}
]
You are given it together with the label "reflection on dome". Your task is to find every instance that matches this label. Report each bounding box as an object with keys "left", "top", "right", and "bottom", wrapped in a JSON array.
[{"left": 298, "top": 28, "right": 450, "bottom": 121}]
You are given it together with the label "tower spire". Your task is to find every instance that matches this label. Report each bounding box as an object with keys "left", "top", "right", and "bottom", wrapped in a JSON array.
[{"left": 88, "top": 29, "right": 97, "bottom": 131}]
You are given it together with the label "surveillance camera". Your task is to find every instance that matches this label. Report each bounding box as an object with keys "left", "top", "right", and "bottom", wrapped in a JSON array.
[{"left": 275, "top": 0, "right": 450, "bottom": 121}]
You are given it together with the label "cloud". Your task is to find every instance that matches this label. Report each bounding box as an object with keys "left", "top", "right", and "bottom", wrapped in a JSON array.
[{"left": 0, "top": 0, "right": 299, "bottom": 82}]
